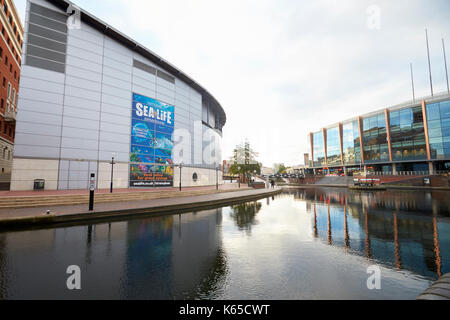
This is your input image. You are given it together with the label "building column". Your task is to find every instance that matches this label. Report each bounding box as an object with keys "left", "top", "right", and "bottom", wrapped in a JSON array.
[
  {"left": 422, "top": 100, "right": 432, "bottom": 160},
  {"left": 429, "top": 162, "right": 435, "bottom": 175},
  {"left": 392, "top": 164, "right": 397, "bottom": 176},
  {"left": 364, "top": 165, "right": 368, "bottom": 176},
  {"left": 385, "top": 109, "right": 393, "bottom": 162},
  {"left": 322, "top": 128, "right": 328, "bottom": 168},
  {"left": 343, "top": 166, "right": 347, "bottom": 175}
]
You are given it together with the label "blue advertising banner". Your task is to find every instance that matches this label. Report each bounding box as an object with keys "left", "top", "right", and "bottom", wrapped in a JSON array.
[{"left": 130, "top": 93, "right": 174, "bottom": 187}]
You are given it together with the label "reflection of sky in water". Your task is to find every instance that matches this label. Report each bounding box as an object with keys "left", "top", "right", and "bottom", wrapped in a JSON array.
[{"left": 0, "top": 189, "right": 447, "bottom": 299}]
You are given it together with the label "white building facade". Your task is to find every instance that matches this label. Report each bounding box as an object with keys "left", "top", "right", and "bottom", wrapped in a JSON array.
[{"left": 11, "top": 0, "right": 226, "bottom": 191}]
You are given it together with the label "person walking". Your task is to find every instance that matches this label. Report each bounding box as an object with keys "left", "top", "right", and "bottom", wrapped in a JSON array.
[{"left": 270, "top": 180, "right": 275, "bottom": 189}]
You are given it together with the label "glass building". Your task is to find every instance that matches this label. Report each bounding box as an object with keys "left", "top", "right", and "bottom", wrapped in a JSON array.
[{"left": 309, "top": 93, "right": 450, "bottom": 174}]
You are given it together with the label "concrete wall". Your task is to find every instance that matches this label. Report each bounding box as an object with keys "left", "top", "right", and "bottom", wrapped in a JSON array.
[
  {"left": 10, "top": 158, "right": 59, "bottom": 190},
  {"left": 173, "top": 166, "right": 223, "bottom": 188}
]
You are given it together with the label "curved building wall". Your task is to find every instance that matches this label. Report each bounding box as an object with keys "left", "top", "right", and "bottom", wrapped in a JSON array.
[{"left": 10, "top": 0, "right": 225, "bottom": 190}]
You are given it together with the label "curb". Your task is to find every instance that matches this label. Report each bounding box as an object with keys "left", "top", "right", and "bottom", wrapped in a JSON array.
[
  {"left": 418, "top": 273, "right": 450, "bottom": 300},
  {"left": 0, "top": 188, "right": 282, "bottom": 230}
]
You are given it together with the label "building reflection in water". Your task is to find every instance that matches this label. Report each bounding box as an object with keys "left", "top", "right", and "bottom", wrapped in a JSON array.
[
  {"left": 0, "top": 208, "right": 227, "bottom": 299},
  {"left": 288, "top": 188, "right": 450, "bottom": 279}
]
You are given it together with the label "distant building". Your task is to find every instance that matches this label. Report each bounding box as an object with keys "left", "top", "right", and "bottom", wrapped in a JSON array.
[
  {"left": 261, "top": 167, "right": 274, "bottom": 176},
  {"left": 303, "top": 153, "right": 309, "bottom": 167},
  {"left": 0, "top": 0, "right": 23, "bottom": 188},
  {"left": 308, "top": 92, "right": 450, "bottom": 175}
]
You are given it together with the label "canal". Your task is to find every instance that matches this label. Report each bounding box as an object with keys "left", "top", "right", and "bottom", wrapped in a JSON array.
[{"left": 0, "top": 188, "right": 449, "bottom": 300}]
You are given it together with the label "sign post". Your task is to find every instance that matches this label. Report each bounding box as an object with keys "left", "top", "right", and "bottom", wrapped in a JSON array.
[{"left": 89, "top": 173, "right": 95, "bottom": 211}]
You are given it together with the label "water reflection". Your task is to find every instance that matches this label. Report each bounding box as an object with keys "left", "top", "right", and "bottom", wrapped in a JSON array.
[
  {"left": 229, "top": 202, "right": 262, "bottom": 235},
  {"left": 0, "top": 208, "right": 226, "bottom": 299},
  {"left": 288, "top": 188, "right": 449, "bottom": 279},
  {"left": 0, "top": 188, "right": 448, "bottom": 299}
]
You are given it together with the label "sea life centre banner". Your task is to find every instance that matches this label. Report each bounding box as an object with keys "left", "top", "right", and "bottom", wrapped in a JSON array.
[{"left": 130, "top": 93, "right": 174, "bottom": 187}]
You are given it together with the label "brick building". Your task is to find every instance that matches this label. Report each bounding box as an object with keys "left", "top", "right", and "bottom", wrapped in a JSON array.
[{"left": 0, "top": 0, "right": 22, "bottom": 187}]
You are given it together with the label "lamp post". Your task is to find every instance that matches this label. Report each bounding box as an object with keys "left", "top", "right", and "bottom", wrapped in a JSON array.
[
  {"left": 179, "top": 163, "right": 183, "bottom": 191},
  {"left": 238, "top": 166, "right": 241, "bottom": 188},
  {"left": 216, "top": 164, "right": 219, "bottom": 191},
  {"left": 110, "top": 153, "right": 116, "bottom": 193}
]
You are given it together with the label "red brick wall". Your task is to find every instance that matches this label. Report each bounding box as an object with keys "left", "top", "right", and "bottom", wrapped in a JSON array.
[{"left": 0, "top": 0, "right": 23, "bottom": 145}]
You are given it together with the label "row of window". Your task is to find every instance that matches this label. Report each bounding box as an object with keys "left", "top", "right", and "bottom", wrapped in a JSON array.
[
  {"left": 1, "top": 0, "right": 22, "bottom": 49},
  {"left": 0, "top": 72, "right": 17, "bottom": 113},
  {"left": 310, "top": 99, "right": 450, "bottom": 166},
  {"left": 0, "top": 47, "right": 19, "bottom": 82}
]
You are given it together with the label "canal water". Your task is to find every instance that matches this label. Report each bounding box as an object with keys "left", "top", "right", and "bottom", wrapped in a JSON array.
[{"left": 0, "top": 188, "right": 449, "bottom": 300}]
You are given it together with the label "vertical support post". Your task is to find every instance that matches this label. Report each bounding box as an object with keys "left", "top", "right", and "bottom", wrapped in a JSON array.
[
  {"left": 339, "top": 123, "right": 344, "bottom": 167},
  {"left": 385, "top": 109, "right": 393, "bottom": 162},
  {"left": 410, "top": 63, "right": 416, "bottom": 103},
  {"left": 426, "top": 29, "right": 434, "bottom": 97},
  {"left": 110, "top": 156, "right": 115, "bottom": 193},
  {"left": 322, "top": 128, "right": 327, "bottom": 170},
  {"left": 216, "top": 165, "right": 219, "bottom": 191},
  {"left": 422, "top": 100, "right": 432, "bottom": 161},
  {"left": 89, "top": 173, "right": 95, "bottom": 211},
  {"left": 179, "top": 163, "right": 182, "bottom": 191},
  {"left": 309, "top": 133, "right": 314, "bottom": 169},
  {"left": 443, "top": 38, "right": 450, "bottom": 94},
  {"left": 357, "top": 116, "right": 365, "bottom": 165}
]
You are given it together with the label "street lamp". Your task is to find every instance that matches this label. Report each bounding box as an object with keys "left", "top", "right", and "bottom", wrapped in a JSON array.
[
  {"left": 110, "top": 153, "right": 116, "bottom": 193},
  {"left": 238, "top": 166, "right": 241, "bottom": 188},
  {"left": 216, "top": 164, "right": 220, "bottom": 191},
  {"left": 179, "top": 163, "right": 183, "bottom": 191}
]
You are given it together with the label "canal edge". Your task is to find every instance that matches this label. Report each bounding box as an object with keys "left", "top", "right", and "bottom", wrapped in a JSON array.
[{"left": 0, "top": 188, "right": 282, "bottom": 230}]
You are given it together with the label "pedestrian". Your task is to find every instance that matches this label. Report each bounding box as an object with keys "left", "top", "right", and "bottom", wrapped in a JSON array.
[{"left": 270, "top": 180, "right": 275, "bottom": 188}]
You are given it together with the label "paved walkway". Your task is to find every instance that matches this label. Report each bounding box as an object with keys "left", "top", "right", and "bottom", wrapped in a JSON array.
[
  {"left": 0, "top": 186, "right": 282, "bottom": 228},
  {"left": 0, "top": 183, "right": 241, "bottom": 197}
]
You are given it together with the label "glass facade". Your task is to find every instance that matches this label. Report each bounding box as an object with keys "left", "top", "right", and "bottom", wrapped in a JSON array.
[
  {"left": 326, "top": 127, "right": 341, "bottom": 166},
  {"left": 389, "top": 106, "right": 427, "bottom": 161},
  {"left": 362, "top": 113, "right": 389, "bottom": 163},
  {"left": 342, "top": 121, "right": 361, "bottom": 165},
  {"left": 310, "top": 98, "right": 450, "bottom": 169},
  {"left": 313, "top": 131, "right": 326, "bottom": 167},
  {"left": 426, "top": 100, "right": 450, "bottom": 159}
]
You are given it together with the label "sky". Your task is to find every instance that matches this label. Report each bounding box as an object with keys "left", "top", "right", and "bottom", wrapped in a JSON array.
[{"left": 13, "top": 0, "right": 450, "bottom": 167}]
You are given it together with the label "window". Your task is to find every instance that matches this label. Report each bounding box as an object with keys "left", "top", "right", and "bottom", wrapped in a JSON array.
[
  {"left": 4, "top": 55, "right": 7, "bottom": 66},
  {"left": 7, "top": 82, "right": 11, "bottom": 100},
  {"left": 12, "top": 88, "right": 16, "bottom": 105},
  {"left": 3, "top": 3, "right": 8, "bottom": 15},
  {"left": 0, "top": 99, "right": 3, "bottom": 109},
  {"left": 0, "top": 46, "right": 2, "bottom": 59},
  {"left": 2, "top": 77, "right": 5, "bottom": 88},
  {"left": 9, "top": 63, "right": 12, "bottom": 73}
]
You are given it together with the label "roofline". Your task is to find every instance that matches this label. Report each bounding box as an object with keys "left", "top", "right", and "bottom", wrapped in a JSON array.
[
  {"left": 311, "top": 91, "right": 450, "bottom": 133},
  {"left": 45, "top": 0, "right": 226, "bottom": 129}
]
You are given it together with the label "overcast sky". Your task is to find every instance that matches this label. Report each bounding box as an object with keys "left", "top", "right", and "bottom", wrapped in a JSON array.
[{"left": 14, "top": 0, "right": 450, "bottom": 167}]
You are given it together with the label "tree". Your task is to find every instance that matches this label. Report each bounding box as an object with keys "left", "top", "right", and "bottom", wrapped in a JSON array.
[
  {"left": 229, "top": 140, "right": 261, "bottom": 178},
  {"left": 274, "top": 163, "right": 288, "bottom": 174}
]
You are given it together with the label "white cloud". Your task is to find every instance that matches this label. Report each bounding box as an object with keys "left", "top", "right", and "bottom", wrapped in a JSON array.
[{"left": 14, "top": 0, "right": 450, "bottom": 166}]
